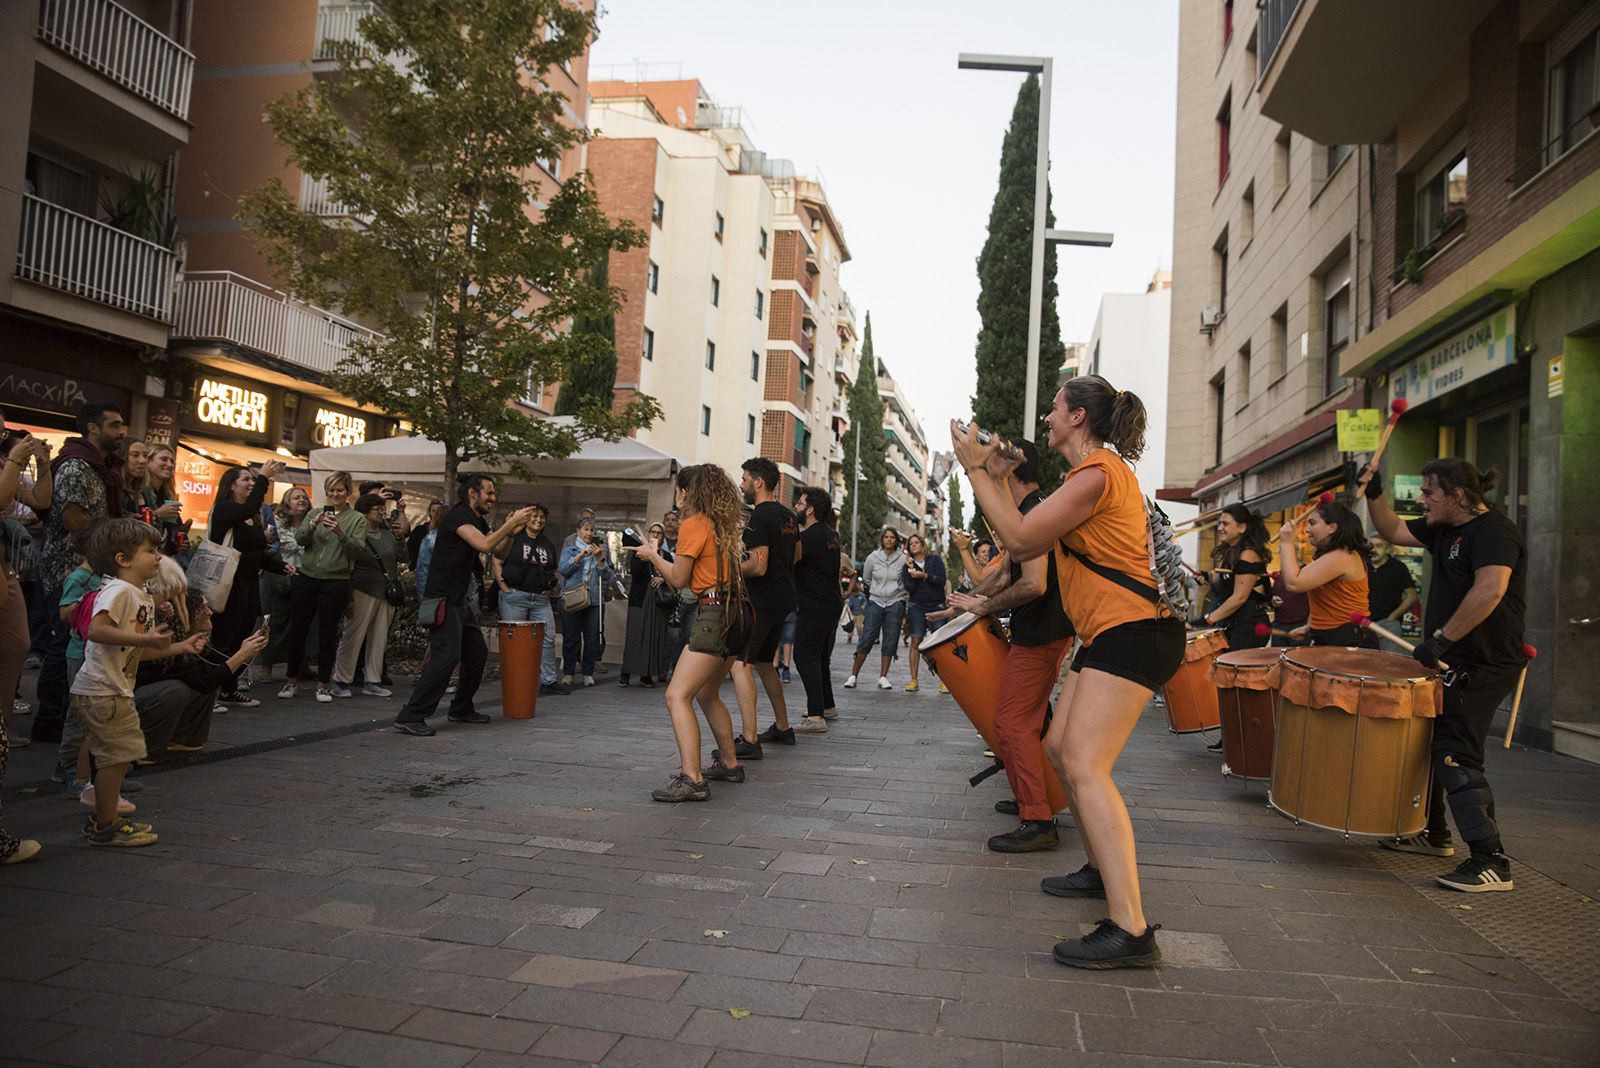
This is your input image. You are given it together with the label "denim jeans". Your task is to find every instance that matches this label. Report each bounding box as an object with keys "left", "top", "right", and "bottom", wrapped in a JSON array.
[
  {"left": 499, "top": 589, "right": 558, "bottom": 686},
  {"left": 562, "top": 603, "right": 602, "bottom": 677},
  {"left": 855, "top": 598, "right": 906, "bottom": 660}
]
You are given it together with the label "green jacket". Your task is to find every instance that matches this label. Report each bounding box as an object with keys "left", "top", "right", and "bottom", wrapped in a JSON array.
[{"left": 292, "top": 507, "right": 369, "bottom": 580}]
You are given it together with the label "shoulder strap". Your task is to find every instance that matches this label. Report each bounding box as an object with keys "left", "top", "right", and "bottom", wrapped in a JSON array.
[{"left": 1064, "top": 545, "right": 1160, "bottom": 606}]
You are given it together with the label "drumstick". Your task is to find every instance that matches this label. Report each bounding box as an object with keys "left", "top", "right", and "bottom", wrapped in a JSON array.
[
  {"left": 1354, "top": 398, "right": 1409, "bottom": 497},
  {"left": 1502, "top": 644, "right": 1538, "bottom": 748},
  {"left": 1253, "top": 622, "right": 1295, "bottom": 640},
  {"left": 1268, "top": 493, "right": 1335, "bottom": 549},
  {"left": 1349, "top": 612, "right": 1450, "bottom": 671}
]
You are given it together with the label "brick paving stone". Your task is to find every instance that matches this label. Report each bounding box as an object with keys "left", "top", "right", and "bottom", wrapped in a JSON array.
[
  {"left": 43, "top": 959, "right": 188, "bottom": 998},
  {"left": 0, "top": 976, "right": 91, "bottom": 1020},
  {"left": 320, "top": 959, "right": 524, "bottom": 1015},
  {"left": 324, "top": 928, "right": 441, "bottom": 965},
  {"left": 417, "top": 941, "right": 538, "bottom": 980},
  {"left": 779, "top": 931, "right": 920, "bottom": 967},
  {"left": 767, "top": 851, "right": 836, "bottom": 876},
  {"left": 500, "top": 985, "right": 695, "bottom": 1038},
  {"left": 313, "top": 1028, "right": 479, "bottom": 1068},
  {"left": 678, "top": 1006, "right": 873, "bottom": 1062},
  {"left": 47, "top": 992, "right": 215, "bottom": 1038},
  {"left": 732, "top": 896, "right": 874, "bottom": 936},
  {"left": 421, "top": 914, "right": 527, "bottom": 947},
  {"left": 530, "top": 1024, "right": 623, "bottom": 1062},
  {"left": 1256, "top": 1029, "right": 1420, "bottom": 1068},
  {"left": 167, "top": 941, "right": 345, "bottom": 987},
  {"left": 394, "top": 1006, "right": 548, "bottom": 1053},
  {"left": 1437, "top": 1012, "right": 1600, "bottom": 1061},
  {"left": 629, "top": 939, "right": 803, "bottom": 982},
  {"left": 508, "top": 954, "right": 686, "bottom": 1000},
  {"left": 937, "top": 999, "right": 1081, "bottom": 1046},
  {"left": 600, "top": 1035, "right": 716, "bottom": 1068},
  {"left": 279, "top": 990, "right": 421, "bottom": 1032},
  {"left": 1080, "top": 1011, "right": 1279, "bottom": 1063},
  {"left": 0, "top": 1015, "right": 75, "bottom": 1057},
  {"left": 864, "top": 1030, "right": 1005, "bottom": 1067},
  {"left": 26, "top": 1026, "right": 209, "bottom": 1068},
  {"left": 961, "top": 972, "right": 1133, "bottom": 1018},
  {"left": 160, "top": 973, "right": 310, "bottom": 1014},
  {"left": 674, "top": 972, "right": 816, "bottom": 1019},
  {"left": 176, "top": 1009, "right": 341, "bottom": 1057},
  {"left": 802, "top": 988, "right": 939, "bottom": 1033},
  {"left": 792, "top": 958, "right": 964, "bottom": 999}
]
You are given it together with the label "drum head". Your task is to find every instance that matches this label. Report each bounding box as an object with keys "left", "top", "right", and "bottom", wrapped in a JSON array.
[
  {"left": 1215, "top": 647, "right": 1285, "bottom": 667},
  {"left": 1281, "top": 646, "right": 1432, "bottom": 681},
  {"left": 1279, "top": 646, "right": 1442, "bottom": 719},
  {"left": 1181, "top": 628, "right": 1228, "bottom": 662},
  {"left": 922, "top": 611, "right": 980, "bottom": 652}
]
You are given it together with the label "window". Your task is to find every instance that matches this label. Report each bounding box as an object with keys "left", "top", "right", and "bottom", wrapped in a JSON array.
[
  {"left": 1415, "top": 144, "right": 1467, "bottom": 249},
  {"left": 537, "top": 152, "right": 563, "bottom": 180},
  {"left": 755, "top": 289, "right": 764, "bottom": 319},
  {"left": 751, "top": 351, "right": 761, "bottom": 381},
  {"left": 1216, "top": 92, "right": 1232, "bottom": 187},
  {"left": 1273, "top": 127, "right": 1292, "bottom": 199},
  {"left": 643, "top": 327, "right": 654, "bottom": 362},
  {"left": 1270, "top": 303, "right": 1289, "bottom": 379},
  {"left": 710, "top": 276, "right": 720, "bottom": 306},
  {"left": 651, "top": 196, "right": 664, "bottom": 225},
  {"left": 1241, "top": 181, "right": 1255, "bottom": 246},
  {"left": 1213, "top": 228, "right": 1230, "bottom": 316},
  {"left": 714, "top": 212, "right": 725, "bottom": 241},
  {"left": 647, "top": 261, "right": 659, "bottom": 294},
  {"left": 1546, "top": 10, "right": 1600, "bottom": 165},
  {"left": 705, "top": 340, "right": 716, "bottom": 370},
  {"left": 1326, "top": 143, "right": 1353, "bottom": 175},
  {"left": 759, "top": 228, "right": 769, "bottom": 257},
  {"left": 746, "top": 414, "right": 756, "bottom": 444},
  {"left": 1211, "top": 372, "right": 1226, "bottom": 467},
  {"left": 1322, "top": 255, "right": 1351, "bottom": 397},
  {"left": 1236, "top": 341, "right": 1252, "bottom": 407},
  {"left": 1222, "top": 0, "right": 1234, "bottom": 48},
  {"left": 701, "top": 406, "right": 712, "bottom": 436}
]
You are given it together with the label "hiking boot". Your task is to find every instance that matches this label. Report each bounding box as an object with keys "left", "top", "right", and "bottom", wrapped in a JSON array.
[
  {"left": 703, "top": 756, "right": 745, "bottom": 782},
  {"left": 734, "top": 735, "right": 764, "bottom": 760},
  {"left": 447, "top": 711, "right": 492, "bottom": 724},
  {"left": 1053, "top": 919, "right": 1161, "bottom": 970},
  {"left": 759, "top": 723, "right": 797, "bottom": 745},
  {"left": 1436, "top": 854, "right": 1513, "bottom": 893},
  {"left": 794, "top": 716, "right": 828, "bottom": 733},
  {"left": 1382, "top": 833, "right": 1455, "bottom": 858},
  {"left": 994, "top": 798, "right": 1020, "bottom": 816},
  {"left": 1041, "top": 863, "right": 1107, "bottom": 899},
  {"left": 86, "top": 818, "right": 158, "bottom": 848},
  {"left": 988, "top": 820, "right": 1059, "bottom": 853},
  {"left": 651, "top": 772, "right": 709, "bottom": 803},
  {"left": 393, "top": 721, "right": 436, "bottom": 737}
]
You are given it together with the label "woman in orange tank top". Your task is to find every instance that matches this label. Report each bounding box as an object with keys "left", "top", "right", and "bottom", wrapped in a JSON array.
[
  {"left": 1277, "top": 499, "right": 1376, "bottom": 648},
  {"left": 954, "top": 375, "right": 1185, "bottom": 971}
]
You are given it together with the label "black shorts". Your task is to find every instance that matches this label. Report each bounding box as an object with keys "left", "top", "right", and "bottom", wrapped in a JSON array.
[
  {"left": 1307, "top": 623, "right": 1378, "bottom": 649},
  {"left": 739, "top": 608, "right": 789, "bottom": 664},
  {"left": 1072, "top": 617, "right": 1186, "bottom": 692}
]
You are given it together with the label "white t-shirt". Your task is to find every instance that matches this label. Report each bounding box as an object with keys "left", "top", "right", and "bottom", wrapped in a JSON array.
[{"left": 71, "top": 577, "right": 155, "bottom": 698}]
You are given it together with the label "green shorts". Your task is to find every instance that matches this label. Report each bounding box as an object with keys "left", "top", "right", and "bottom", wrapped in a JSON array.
[{"left": 688, "top": 601, "right": 731, "bottom": 658}]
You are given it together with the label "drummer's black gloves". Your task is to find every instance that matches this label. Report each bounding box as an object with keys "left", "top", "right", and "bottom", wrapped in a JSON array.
[
  {"left": 1363, "top": 467, "right": 1384, "bottom": 500},
  {"left": 1413, "top": 632, "right": 1454, "bottom": 670}
]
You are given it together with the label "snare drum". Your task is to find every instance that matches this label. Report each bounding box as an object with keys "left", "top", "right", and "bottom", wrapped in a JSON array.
[
  {"left": 1208, "top": 647, "right": 1284, "bottom": 780},
  {"left": 1163, "top": 629, "right": 1228, "bottom": 733},
  {"left": 921, "top": 613, "right": 1067, "bottom": 814},
  {"left": 1268, "top": 647, "right": 1442, "bottom": 837}
]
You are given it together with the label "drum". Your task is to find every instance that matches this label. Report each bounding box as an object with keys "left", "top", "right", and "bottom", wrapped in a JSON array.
[
  {"left": 1268, "top": 647, "right": 1442, "bottom": 837},
  {"left": 496, "top": 621, "right": 546, "bottom": 719},
  {"left": 1163, "top": 629, "right": 1228, "bottom": 733},
  {"left": 921, "top": 613, "right": 1068, "bottom": 814},
  {"left": 1208, "top": 647, "right": 1285, "bottom": 780}
]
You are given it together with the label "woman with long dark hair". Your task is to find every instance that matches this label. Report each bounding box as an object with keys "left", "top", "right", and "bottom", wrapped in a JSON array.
[
  {"left": 1277, "top": 499, "right": 1374, "bottom": 647},
  {"left": 208, "top": 462, "right": 291, "bottom": 704},
  {"left": 620, "top": 521, "right": 673, "bottom": 687},
  {"left": 261, "top": 485, "right": 311, "bottom": 677},
  {"left": 1200, "top": 504, "right": 1271, "bottom": 649},
  {"left": 634, "top": 465, "right": 748, "bottom": 802},
  {"left": 954, "top": 374, "right": 1185, "bottom": 970}
]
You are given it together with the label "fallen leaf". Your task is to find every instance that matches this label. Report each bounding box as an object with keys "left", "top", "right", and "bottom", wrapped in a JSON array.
[
  {"left": 227, "top": 835, "right": 241, "bottom": 842},
  {"left": 728, "top": 1007, "right": 751, "bottom": 1019},
  {"left": 19, "top": 786, "right": 37, "bottom": 795},
  {"left": 1259, "top": 884, "right": 1275, "bottom": 889},
  {"left": 1456, "top": 904, "right": 1473, "bottom": 910},
  {"left": 704, "top": 930, "right": 729, "bottom": 939},
  {"left": 851, "top": 859, "right": 869, "bottom": 866},
  {"left": 1410, "top": 967, "right": 1435, "bottom": 975},
  {"left": 687, "top": 853, "right": 704, "bottom": 860},
  {"left": 458, "top": 857, "right": 473, "bottom": 864},
  {"left": 902, "top": 883, "right": 913, "bottom": 888},
  {"left": 580, "top": 807, "right": 594, "bottom": 812}
]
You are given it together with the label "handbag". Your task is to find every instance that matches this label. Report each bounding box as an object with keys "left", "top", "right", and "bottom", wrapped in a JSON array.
[
  {"left": 187, "top": 529, "right": 240, "bottom": 612},
  {"left": 366, "top": 537, "right": 406, "bottom": 607},
  {"left": 416, "top": 595, "right": 448, "bottom": 629},
  {"left": 562, "top": 583, "right": 592, "bottom": 612}
]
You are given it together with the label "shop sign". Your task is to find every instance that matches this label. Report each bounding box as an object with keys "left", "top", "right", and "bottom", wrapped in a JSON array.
[
  {"left": 1548, "top": 354, "right": 1565, "bottom": 398},
  {"left": 0, "top": 359, "right": 127, "bottom": 415},
  {"left": 193, "top": 376, "right": 271, "bottom": 436},
  {"left": 1335, "top": 409, "right": 1383, "bottom": 452},
  {"left": 312, "top": 407, "right": 368, "bottom": 447},
  {"left": 1387, "top": 307, "right": 1516, "bottom": 408},
  {"left": 145, "top": 399, "right": 179, "bottom": 449}
]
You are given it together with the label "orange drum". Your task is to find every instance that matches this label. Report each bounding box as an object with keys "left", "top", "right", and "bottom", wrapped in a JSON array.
[
  {"left": 921, "top": 613, "right": 1068, "bottom": 814},
  {"left": 1269, "top": 647, "right": 1442, "bottom": 837},
  {"left": 1163, "top": 629, "right": 1228, "bottom": 733},
  {"left": 497, "top": 621, "right": 545, "bottom": 719},
  {"left": 1208, "top": 647, "right": 1284, "bottom": 780}
]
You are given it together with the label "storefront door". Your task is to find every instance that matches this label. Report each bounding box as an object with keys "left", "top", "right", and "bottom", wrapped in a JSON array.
[{"left": 1440, "top": 401, "right": 1530, "bottom": 532}]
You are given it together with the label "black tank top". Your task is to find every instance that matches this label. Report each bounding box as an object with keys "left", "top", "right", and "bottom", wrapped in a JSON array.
[{"left": 1008, "top": 489, "right": 1074, "bottom": 647}]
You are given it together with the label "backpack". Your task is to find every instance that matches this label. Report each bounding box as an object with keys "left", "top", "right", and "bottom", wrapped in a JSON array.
[{"left": 1065, "top": 496, "right": 1192, "bottom": 622}]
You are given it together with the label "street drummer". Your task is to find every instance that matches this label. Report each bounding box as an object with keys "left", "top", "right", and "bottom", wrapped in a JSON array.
[
  {"left": 1276, "top": 500, "right": 1376, "bottom": 648},
  {"left": 1364, "top": 458, "right": 1526, "bottom": 892},
  {"left": 947, "top": 439, "right": 1074, "bottom": 854},
  {"left": 954, "top": 374, "right": 1184, "bottom": 969}
]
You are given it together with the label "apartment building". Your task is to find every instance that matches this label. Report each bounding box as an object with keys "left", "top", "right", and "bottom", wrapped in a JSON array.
[
  {"left": 1058, "top": 340, "right": 1090, "bottom": 382},
  {"left": 877, "top": 360, "right": 931, "bottom": 539},
  {"left": 1254, "top": 0, "right": 1600, "bottom": 758},
  {"left": 1, "top": 0, "right": 191, "bottom": 451},
  {"left": 1163, "top": 0, "right": 1362, "bottom": 543}
]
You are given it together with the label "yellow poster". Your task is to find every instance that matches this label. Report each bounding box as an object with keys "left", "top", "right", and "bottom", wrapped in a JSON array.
[{"left": 1336, "top": 409, "right": 1383, "bottom": 452}]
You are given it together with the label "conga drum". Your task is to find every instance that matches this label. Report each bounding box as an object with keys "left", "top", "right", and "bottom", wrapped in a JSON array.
[
  {"left": 496, "top": 621, "right": 545, "bottom": 719},
  {"left": 1208, "top": 647, "right": 1284, "bottom": 780},
  {"left": 1163, "top": 629, "right": 1228, "bottom": 733},
  {"left": 1268, "top": 647, "right": 1441, "bottom": 837},
  {"left": 921, "top": 613, "right": 1068, "bottom": 814}
]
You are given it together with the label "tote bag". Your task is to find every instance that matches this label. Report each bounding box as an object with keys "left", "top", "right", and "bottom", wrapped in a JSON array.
[{"left": 187, "top": 529, "right": 240, "bottom": 612}]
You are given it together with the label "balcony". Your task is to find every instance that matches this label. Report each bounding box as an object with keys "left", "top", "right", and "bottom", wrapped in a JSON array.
[
  {"left": 172, "top": 271, "right": 381, "bottom": 375},
  {"left": 37, "top": 0, "right": 194, "bottom": 121},
  {"left": 315, "top": 2, "right": 377, "bottom": 61},
  {"left": 1256, "top": 0, "right": 1494, "bottom": 144},
  {"left": 298, "top": 173, "right": 371, "bottom": 225},
  {"left": 16, "top": 194, "right": 177, "bottom": 320}
]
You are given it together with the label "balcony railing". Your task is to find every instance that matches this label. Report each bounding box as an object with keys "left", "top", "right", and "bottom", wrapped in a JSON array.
[
  {"left": 315, "top": 2, "right": 376, "bottom": 61},
  {"left": 1256, "top": 0, "right": 1303, "bottom": 80},
  {"left": 37, "top": 0, "right": 194, "bottom": 120},
  {"left": 298, "top": 173, "right": 367, "bottom": 221},
  {"left": 172, "top": 271, "right": 380, "bottom": 375},
  {"left": 16, "top": 194, "right": 177, "bottom": 320}
]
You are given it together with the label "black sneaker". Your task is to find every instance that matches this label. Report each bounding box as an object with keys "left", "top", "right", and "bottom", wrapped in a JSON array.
[
  {"left": 651, "top": 772, "right": 710, "bottom": 803},
  {"left": 703, "top": 756, "right": 745, "bottom": 783},
  {"left": 734, "top": 736, "right": 764, "bottom": 761},
  {"left": 1382, "top": 833, "right": 1455, "bottom": 857},
  {"left": 1041, "top": 863, "right": 1107, "bottom": 899},
  {"left": 994, "top": 798, "right": 1020, "bottom": 816},
  {"left": 988, "top": 820, "right": 1059, "bottom": 853},
  {"left": 1205, "top": 738, "right": 1223, "bottom": 752},
  {"left": 1436, "top": 854, "right": 1513, "bottom": 893},
  {"left": 1053, "top": 919, "right": 1162, "bottom": 970},
  {"left": 759, "top": 723, "right": 797, "bottom": 746},
  {"left": 447, "top": 712, "right": 492, "bottom": 724},
  {"left": 393, "top": 721, "right": 436, "bottom": 737},
  {"left": 540, "top": 682, "right": 571, "bottom": 696}
]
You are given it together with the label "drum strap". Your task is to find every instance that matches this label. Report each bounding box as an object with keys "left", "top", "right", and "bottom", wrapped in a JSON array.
[
  {"left": 1065, "top": 546, "right": 1160, "bottom": 607},
  {"left": 969, "top": 760, "right": 1006, "bottom": 787}
]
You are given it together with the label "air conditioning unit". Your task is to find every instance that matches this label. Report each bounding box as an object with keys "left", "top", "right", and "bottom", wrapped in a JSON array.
[{"left": 1199, "top": 305, "right": 1223, "bottom": 332}]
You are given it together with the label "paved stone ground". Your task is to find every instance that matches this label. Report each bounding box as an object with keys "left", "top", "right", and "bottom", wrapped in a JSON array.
[{"left": 3, "top": 644, "right": 1599, "bottom": 1067}]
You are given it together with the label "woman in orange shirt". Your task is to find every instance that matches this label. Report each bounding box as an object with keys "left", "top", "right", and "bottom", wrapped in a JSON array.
[
  {"left": 954, "top": 375, "right": 1185, "bottom": 970},
  {"left": 635, "top": 465, "right": 750, "bottom": 803},
  {"left": 1277, "top": 500, "right": 1375, "bottom": 647}
]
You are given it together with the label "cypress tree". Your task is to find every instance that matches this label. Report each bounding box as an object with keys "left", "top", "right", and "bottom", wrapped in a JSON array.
[
  {"left": 839, "top": 313, "right": 889, "bottom": 563},
  {"left": 944, "top": 472, "right": 965, "bottom": 583},
  {"left": 556, "top": 253, "right": 618, "bottom": 416},
  {"left": 971, "top": 74, "right": 1067, "bottom": 490}
]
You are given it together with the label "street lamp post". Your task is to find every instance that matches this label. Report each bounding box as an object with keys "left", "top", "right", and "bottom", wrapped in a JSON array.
[{"left": 958, "top": 54, "right": 1114, "bottom": 440}]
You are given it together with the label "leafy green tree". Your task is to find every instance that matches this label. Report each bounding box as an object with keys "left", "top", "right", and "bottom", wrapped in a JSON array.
[
  {"left": 239, "top": 0, "right": 658, "bottom": 496},
  {"left": 839, "top": 313, "right": 888, "bottom": 562},
  {"left": 555, "top": 252, "right": 617, "bottom": 415},
  {"left": 944, "top": 473, "right": 965, "bottom": 583},
  {"left": 971, "top": 73, "right": 1067, "bottom": 490}
]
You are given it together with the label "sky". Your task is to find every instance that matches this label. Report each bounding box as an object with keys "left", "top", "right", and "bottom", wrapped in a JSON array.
[{"left": 590, "top": 0, "right": 1180, "bottom": 470}]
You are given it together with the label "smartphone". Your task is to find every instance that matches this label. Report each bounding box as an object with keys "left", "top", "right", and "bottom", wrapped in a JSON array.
[
  {"left": 259, "top": 618, "right": 271, "bottom": 642},
  {"left": 323, "top": 505, "right": 337, "bottom": 514}
]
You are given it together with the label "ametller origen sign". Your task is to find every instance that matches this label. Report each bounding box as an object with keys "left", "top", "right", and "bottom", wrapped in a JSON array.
[
  {"left": 314, "top": 407, "right": 367, "bottom": 447},
  {"left": 195, "top": 378, "right": 269, "bottom": 433}
]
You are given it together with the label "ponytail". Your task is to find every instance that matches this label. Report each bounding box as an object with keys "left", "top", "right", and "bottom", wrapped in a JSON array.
[
  {"left": 1422, "top": 458, "right": 1496, "bottom": 511},
  {"left": 1064, "top": 375, "right": 1148, "bottom": 462}
]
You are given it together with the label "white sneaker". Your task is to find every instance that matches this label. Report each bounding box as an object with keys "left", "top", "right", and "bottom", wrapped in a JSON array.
[
  {"left": 561, "top": 675, "right": 574, "bottom": 686},
  {"left": 362, "top": 684, "right": 393, "bottom": 698},
  {"left": 315, "top": 687, "right": 334, "bottom": 703},
  {"left": 877, "top": 676, "right": 892, "bottom": 690},
  {"left": 582, "top": 675, "right": 596, "bottom": 687},
  {"left": 844, "top": 675, "right": 858, "bottom": 689},
  {"left": 12, "top": 698, "right": 30, "bottom": 715},
  {"left": 794, "top": 717, "right": 829, "bottom": 733},
  {"left": 277, "top": 682, "right": 298, "bottom": 700}
]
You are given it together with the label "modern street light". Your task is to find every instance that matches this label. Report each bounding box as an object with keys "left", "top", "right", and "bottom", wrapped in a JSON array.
[{"left": 958, "top": 54, "right": 1114, "bottom": 440}]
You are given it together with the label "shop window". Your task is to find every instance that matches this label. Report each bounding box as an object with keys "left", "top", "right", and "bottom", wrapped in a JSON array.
[
  {"left": 1415, "top": 137, "right": 1467, "bottom": 249},
  {"left": 1546, "top": 8, "right": 1600, "bottom": 165}
]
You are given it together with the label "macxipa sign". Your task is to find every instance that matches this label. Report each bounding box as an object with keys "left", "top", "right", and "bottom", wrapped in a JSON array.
[{"left": 194, "top": 377, "right": 269, "bottom": 434}]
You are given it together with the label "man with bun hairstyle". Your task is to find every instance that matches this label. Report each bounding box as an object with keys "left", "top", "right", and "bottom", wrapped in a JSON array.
[{"left": 1365, "top": 458, "right": 1526, "bottom": 892}]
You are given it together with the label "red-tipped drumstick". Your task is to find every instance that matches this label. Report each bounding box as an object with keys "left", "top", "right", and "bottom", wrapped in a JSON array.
[
  {"left": 1254, "top": 621, "right": 1296, "bottom": 641},
  {"left": 1355, "top": 398, "right": 1410, "bottom": 497},
  {"left": 1350, "top": 611, "right": 1451, "bottom": 670},
  {"left": 1270, "top": 493, "right": 1336, "bottom": 548},
  {"left": 1503, "top": 644, "right": 1539, "bottom": 748}
]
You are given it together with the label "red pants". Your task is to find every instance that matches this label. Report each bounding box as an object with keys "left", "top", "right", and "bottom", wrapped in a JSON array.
[{"left": 994, "top": 638, "right": 1072, "bottom": 822}]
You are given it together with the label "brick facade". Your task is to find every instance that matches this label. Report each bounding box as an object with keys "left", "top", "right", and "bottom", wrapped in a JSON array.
[{"left": 587, "top": 137, "right": 659, "bottom": 418}]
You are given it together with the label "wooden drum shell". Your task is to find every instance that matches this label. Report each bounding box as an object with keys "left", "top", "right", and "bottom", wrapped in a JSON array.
[{"left": 1164, "top": 629, "right": 1228, "bottom": 734}]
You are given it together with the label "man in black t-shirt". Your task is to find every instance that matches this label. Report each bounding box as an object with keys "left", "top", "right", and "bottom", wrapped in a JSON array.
[
  {"left": 788, "top": 487, "right": 844, "bottom": 734},
  {"left": 728, "top": 458, "right": 799, "bottom": 759},
  {"left": 948, "top": 441, "right": 1073, "bottom": 855},
  {"left": 1367, "top": 458, "right": 1526, "bottom": 892},
  {"left": 1367, "top": 537, "right": 1419, "bottom": 635},
  {"left": 395, "top": 475, "right": 532, "bottom": 736}
]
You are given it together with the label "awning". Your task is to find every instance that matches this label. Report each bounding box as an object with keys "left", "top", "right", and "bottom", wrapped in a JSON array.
[
  {"left": 179, "top": 435, "right": 311, "bottom": 481},
  {"left": 1243, "top": 466, "right": 1348, "bottom": 516}
]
